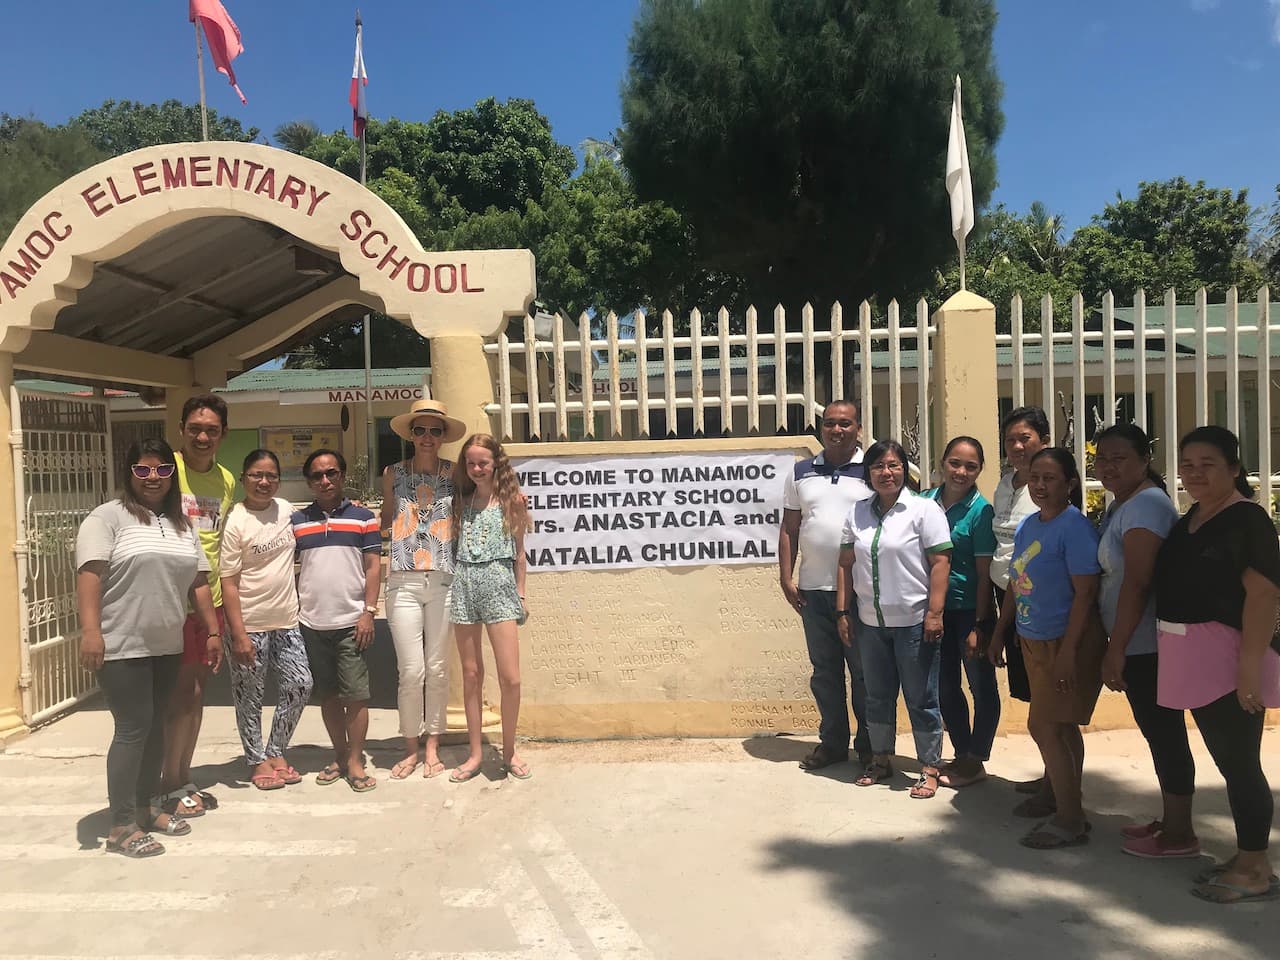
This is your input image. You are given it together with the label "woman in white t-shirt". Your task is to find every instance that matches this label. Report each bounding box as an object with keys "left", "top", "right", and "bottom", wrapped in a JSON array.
[
  {"left": 220, "top": 450, "right": 313, "bottom": 791},
  {"left": 836, "top": 440, "right": 953, "bottom": 800},
  {"left": 76, "top": 438, "right": 219, "bottom": 858},
  {"left": 991, "top": 406, "right": 1052, "bottom": 803}
]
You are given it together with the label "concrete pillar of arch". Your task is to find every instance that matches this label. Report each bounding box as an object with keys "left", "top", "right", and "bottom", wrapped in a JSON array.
[{"left": 0, "top": 351, "right": 29, "bottom": 743}]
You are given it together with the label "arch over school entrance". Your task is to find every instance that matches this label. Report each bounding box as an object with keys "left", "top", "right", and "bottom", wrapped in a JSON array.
[{"left": 0, "top": 141, "right": 537, "bottom": 740}]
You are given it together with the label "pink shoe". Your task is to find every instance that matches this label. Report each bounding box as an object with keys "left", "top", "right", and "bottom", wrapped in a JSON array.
[
  {"left": 1120, "top": 819, "right": 1162, "bottom": 839},
  {"left": 1121, "top": 832, "right": 1201, "bottom": 859}
]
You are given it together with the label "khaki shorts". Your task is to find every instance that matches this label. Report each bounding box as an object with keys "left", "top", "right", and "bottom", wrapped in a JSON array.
[{"left": 1020, "top": 620, "right": 1105, "bottom": 726}]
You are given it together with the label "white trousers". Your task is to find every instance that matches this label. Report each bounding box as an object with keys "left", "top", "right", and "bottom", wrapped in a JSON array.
[{"left": 386, "top": 570, "right": 452, "bottom": 738}]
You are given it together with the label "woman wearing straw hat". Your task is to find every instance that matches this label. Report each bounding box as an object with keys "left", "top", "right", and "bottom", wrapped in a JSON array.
[{"left": 381, "top": 398, "right": 468, "bottom": 779}]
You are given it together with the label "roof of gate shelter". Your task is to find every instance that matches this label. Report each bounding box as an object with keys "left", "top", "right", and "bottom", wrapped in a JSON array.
[{"left": 0, "top": 142, "right": 535, "bottom": 393}]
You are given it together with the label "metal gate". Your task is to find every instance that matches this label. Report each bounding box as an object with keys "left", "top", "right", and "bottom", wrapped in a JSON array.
[{"left": 11, "top": 387, "right": 113, "bottom": 726}]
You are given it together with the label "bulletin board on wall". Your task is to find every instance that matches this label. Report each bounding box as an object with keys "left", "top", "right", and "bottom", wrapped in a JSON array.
[{"left": 260, "top": 426, "right": 342, "bottom": 481}]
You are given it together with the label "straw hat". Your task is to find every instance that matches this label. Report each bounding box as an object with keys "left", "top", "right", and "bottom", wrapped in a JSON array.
[{"left": 389, "top": 398, "right": 468, "bottom": 443}]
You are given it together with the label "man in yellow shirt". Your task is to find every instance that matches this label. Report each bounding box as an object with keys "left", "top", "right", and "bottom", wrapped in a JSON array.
[{"left": 159, "top": 395, "right": 236, "bottom": 818}]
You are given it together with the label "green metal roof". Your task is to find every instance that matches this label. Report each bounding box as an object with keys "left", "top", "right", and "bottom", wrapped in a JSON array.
[{"left": 225, "top": 366, "right": 431, "bottom": 392}]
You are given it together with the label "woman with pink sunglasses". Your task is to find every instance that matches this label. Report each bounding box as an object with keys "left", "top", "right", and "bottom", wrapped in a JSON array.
[{"left": 76, "top": 438, "right": 219, "bottom": 858}]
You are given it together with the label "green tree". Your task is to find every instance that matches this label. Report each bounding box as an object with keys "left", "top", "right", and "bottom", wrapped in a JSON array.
[
  {"left": 69, "top": 99, "right": 259, "bottom": 154},
  {"left": 0, "top": 117, "right": 105, "bottom": 237},
  {"left": 274, "top": 120, "right": 320, "bottom": 153},
  {"left": 419, "top": 97, "right": 576, "bottom": 216},
  {"left": 620, "top": 0, "right": 1004, "bottom": 307},
  {"left": 1067, "top": 177, "right": 1263, "bottom": 305},
  {"left": 935, "top": 202, "right": 1077, "bottom": 332},
  {"left": 285, "top": 314, "right": 430, "bottom": 370}
]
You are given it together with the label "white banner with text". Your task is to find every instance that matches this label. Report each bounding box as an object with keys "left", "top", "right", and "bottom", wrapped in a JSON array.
[{"left": 513, "top": 451, "right": 792, "bottom": 572}]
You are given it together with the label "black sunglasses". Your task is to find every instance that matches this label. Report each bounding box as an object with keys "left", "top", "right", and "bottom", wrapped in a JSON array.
[
  {"left": 131, "top": 463, "right": 176, "bottom": 480},
  {"left": 411, "top": 425, "right": 446, "bottom": 438},
  {"left": 307, "top": 468, "right": 342, "bottom": 483}
]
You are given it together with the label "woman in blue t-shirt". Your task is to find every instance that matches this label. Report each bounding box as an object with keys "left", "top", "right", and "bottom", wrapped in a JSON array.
[
  {"left": 1094, "top": 424, "right": 1190, "bottom": 859},
  {"left": 989, "top": 447, "right": 1103, "bottom": 849}
]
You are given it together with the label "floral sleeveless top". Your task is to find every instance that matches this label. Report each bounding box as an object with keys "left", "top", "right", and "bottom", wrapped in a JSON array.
[{"left": 389, "top": 460, "right": 454, "bottom": 573}]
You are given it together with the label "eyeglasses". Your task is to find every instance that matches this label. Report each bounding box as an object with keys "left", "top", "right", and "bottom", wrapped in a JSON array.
[
  {"left": 307, "top": 468, "right": 342, "bottom": 483},
  {"left": 244, "top": 472, "right": 280, "bottom": 483},
  {"left": 411, "top": 425, "right": 446, "bottom": 438},
  {"left": 869, "top": 462, "right": 904, "bottom": 473},
  {"left": 131, "top": 463, "right": 176, "bottom": 480},
  {"left": 183, "top": 424, "right": 223, "bottom": 439}
]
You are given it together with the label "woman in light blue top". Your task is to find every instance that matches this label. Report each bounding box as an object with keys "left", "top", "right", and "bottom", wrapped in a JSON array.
[
  {"left": 1094, "top": 423, "right": 1192, "bottom": 859},
  {"left": 445, "top": 434, "right": 530, "bottom": 783}
]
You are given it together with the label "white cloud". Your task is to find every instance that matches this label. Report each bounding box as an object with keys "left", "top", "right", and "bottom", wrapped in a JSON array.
[{"left": 1270, "top": 0, "right": 1280, "bottom": 44}]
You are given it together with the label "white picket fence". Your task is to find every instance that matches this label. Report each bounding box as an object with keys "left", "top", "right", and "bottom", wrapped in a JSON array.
[
  {"left": 483, "top": 286, "right": 1278, "bottom": 507},
  {"left": 484, "top": 300, "right": 936, "bottom": 481}
]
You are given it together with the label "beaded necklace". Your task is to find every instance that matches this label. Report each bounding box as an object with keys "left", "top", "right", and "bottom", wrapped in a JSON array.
[{"left": 465, "top": 487, "right": 496, "bottom": 554}]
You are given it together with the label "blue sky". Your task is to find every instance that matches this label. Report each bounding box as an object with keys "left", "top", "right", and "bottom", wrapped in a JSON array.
[{"left": 3, "top": 1, "right": 1277, "bottom": 237}]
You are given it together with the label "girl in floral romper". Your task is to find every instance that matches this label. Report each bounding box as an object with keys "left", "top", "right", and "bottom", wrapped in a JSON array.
[{"left": 444, "top": 433, "right": 531, "bottom": 782}]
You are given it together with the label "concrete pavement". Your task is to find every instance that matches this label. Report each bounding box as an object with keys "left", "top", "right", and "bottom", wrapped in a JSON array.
[{"left": 0, "top": 697, "right": 1277, "bottom": 960}]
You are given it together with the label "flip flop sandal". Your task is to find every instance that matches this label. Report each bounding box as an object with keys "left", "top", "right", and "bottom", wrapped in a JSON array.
[
  {"left": 422, "top": 760, "right": 447, "bottom": 779},
  {"left": 157, "top": 789, "right": 204, "bottom": 819},
  {"left": 1190, "top": 877, "right": 1280, "bottom": 905},
  {"left": 143, "top": 815, "right": 191, "bottom": 837},
  {"left": 251, "top": 772, "right": 286, "bottom": 791},
  {"left": 855, "top": 762, "right": 893, "bottom": 787},
  {"left": 346, "top": 774, "right": 378, "bottom": 793},
  {"left": 449, "top": 764, "right": 482, "bottom": 783},
  {"left": 316, "top": 764, "right": 346, "bottom": 786},
  {"left": 909, "top": 770, "right": 940, "bottom": 799},
  {"left": 273, "top": 766, "right": 302, "bottom": 785},
  {"left": 390, "top": 759, "right": 420, "bottom": 780},
  {"left": 1019, "top": 821, "right": 1090, "bottom": 850},
  {"left": 503, "top": 761, "right": 533, "bottom": 781},
  {"left": 182, "top": 783, "right": 219, "bottom": 810},
  {"left": 1194, "top": 863, "right": 1280, "bottom": 885},
  {"left": 799, "top": 746, "right": 848, "bottom": 771},
  {"left": 106, "top": 831, "right": 164, "bottom": 859}
]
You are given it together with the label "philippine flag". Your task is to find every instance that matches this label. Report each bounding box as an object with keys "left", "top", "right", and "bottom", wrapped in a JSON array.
[{"left": 350, "top": 19, "right": 369, "bottom": 139}]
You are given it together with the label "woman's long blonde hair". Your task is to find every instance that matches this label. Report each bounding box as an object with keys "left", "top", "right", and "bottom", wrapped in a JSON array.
[{"left": 451, "top": 433, "right": 529, "bottom": 539}]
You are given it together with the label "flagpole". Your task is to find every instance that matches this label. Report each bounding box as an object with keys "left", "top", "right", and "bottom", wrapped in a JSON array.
[
  {"left": 959, "top": 237, "right": 967, "bottom": 292},
  {"left": 194, "top": 22, "right": 210, "bottom": 141},
  {"left": 356, "top": 10, "right": 376, "bottom": 481}
]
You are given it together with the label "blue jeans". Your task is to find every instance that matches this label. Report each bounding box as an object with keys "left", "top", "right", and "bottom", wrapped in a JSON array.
[
  {"left": 938, "top": 609, "right": 1002, "bottom": 762},
  {"left": 858, "top": 620, "right": 943, "bottom": 766},
  {"left": 799, "top": 590, "right": 870, "bottom": 757}
]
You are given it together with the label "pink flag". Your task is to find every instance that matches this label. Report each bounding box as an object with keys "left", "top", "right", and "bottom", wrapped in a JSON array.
[
  {"left": 190, "top": 0, "right": 246, "bottom": 104},
  {"left": 350, "top": 18, "right": 369, "bottom": 139}
]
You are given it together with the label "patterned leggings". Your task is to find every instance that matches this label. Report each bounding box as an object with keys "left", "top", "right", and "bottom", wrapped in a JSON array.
[{"left": 227, "top": 628, "right": 313, "bottom": 767}]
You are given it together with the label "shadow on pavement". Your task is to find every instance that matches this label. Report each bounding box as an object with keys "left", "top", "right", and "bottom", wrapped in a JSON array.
[{"left": 761, "top": 770, "right": 1276, "bottom": 958}]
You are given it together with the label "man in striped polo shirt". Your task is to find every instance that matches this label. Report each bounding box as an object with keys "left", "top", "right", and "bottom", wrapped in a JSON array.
[{"left": 293, "top": 450, "right": 383, "bottom": 793}]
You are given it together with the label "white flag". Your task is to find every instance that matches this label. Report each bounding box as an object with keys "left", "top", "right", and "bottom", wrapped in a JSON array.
[{"left": 945, "top": 75, "right": 974, "bottom": 243}]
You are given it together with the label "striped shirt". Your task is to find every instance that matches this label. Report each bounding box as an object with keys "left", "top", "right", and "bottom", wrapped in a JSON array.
[
  {"left": 75, "top": 501, "right": 209, "bottom": 660},
  {"left": 292, "top": 499, "right": 381, "bottom": 630}
]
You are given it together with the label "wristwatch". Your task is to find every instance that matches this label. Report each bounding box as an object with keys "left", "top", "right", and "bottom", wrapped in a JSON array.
[
  {"left": 836, "top": 610, "right": 852, "bottom": 619},
  {"left": 362, "top": 604, "right": 378, "bottom": 615}
]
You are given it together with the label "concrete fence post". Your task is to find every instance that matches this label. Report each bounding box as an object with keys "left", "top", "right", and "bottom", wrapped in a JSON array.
[{"left": 931, "top": 291, "right": 1000, "bottom": 500}]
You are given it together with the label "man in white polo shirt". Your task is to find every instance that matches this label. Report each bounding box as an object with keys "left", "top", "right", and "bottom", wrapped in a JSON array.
[{"left": 778, "top": 399, "right": 874, "bottom": 771}]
